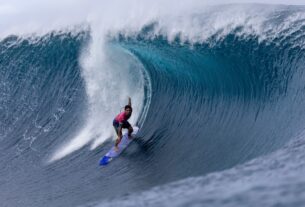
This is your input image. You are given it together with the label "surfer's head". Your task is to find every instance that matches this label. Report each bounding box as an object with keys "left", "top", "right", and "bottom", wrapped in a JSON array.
[{"left": 124, "top": 105, "right": 132, "bottom": 117}]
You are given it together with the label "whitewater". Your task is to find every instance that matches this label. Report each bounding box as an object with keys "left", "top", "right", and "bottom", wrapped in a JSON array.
[{"left": 1, "top": 1, "right": 305, "bottom": 207}]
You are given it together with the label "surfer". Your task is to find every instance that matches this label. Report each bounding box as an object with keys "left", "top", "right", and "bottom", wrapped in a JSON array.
[{"left": 113, "top": 97, "right": 133, "bottom": 150}]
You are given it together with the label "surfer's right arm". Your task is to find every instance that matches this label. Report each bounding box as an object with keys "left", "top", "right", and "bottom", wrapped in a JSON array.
[{"left": 128, "top": 96, "right": 132, "bottom": 107}]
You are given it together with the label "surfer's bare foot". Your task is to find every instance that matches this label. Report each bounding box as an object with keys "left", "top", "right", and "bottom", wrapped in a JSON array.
[{"left": 114, "top": 146, "right": 119, "bottom": 152}]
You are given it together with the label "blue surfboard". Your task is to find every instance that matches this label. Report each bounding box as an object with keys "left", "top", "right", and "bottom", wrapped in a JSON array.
[{"left": 99, "top": 126, "right": 139, "bottom": 166}]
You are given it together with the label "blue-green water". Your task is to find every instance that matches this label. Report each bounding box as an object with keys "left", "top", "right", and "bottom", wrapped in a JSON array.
[{"left": 1, "top": 4, "right": 305, "bottom": 207}]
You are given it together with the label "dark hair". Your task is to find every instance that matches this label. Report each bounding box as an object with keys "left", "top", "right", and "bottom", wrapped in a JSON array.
[{"left": 125, "top": 105, "right": 132, "bottom": 111}]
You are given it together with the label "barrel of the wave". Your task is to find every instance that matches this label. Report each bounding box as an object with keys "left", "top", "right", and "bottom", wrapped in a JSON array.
[{"left": 99, "top": 126, "right": 140, "bottom": 166}]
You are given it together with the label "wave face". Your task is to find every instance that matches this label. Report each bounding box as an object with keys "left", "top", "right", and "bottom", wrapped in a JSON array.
[
  {"left": 121, "top": 30, "right": 305, "bottom": 180},
  {"left": 1, "top": 4, "right": 305, "bottom": 207}
]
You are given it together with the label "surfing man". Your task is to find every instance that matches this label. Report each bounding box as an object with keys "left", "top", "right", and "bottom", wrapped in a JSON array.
[{"left": 113, "top": 97, "right": 133, "bottom": 150}]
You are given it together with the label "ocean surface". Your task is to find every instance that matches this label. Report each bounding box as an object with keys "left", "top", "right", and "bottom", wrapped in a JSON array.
[{"left": 1, "top": 3, "right": 305, "bottom": 207}]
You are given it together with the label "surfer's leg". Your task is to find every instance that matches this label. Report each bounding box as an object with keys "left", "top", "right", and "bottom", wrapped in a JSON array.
[
  {"left": 128, "top": 127, "right": 133, "bottom": 136},
  {"left": 113, "top": 120, "right": 119, "bottom": 135},
  {"left": 127, "top": 124, "right": 133, "bottom": 137},
  {"left": 122, "top": 121, "right": 133, "bottom": 137},
  {"left": 113, "top": 126, "right": 119, "bottom": 135}
]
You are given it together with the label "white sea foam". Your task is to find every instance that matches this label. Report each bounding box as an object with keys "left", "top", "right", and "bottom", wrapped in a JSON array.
[
  {"left": 49, "top": 36, "right": 148, "bottom": 162},
  {"left": 0, "top": 0, "right": 304, "bottom": 39}
]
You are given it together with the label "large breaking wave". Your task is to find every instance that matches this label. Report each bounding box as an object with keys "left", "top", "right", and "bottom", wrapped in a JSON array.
[{"left": 1, "top": 3, "right": 305, "bottom": 207}]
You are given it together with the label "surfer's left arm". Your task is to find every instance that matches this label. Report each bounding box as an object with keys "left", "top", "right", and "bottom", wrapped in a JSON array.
[{"left": 115, "top": 126, "right": 123, "bottom": 147}]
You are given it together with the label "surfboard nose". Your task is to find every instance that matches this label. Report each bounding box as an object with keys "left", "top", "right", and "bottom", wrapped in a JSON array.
[{"left": 99, "top": 156, "right": 112, "bottom": 166}]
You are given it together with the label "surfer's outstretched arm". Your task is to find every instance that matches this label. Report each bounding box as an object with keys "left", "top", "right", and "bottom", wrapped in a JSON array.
[{"left": 128, "top": 97, "right": 131, "bottom": 107}]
